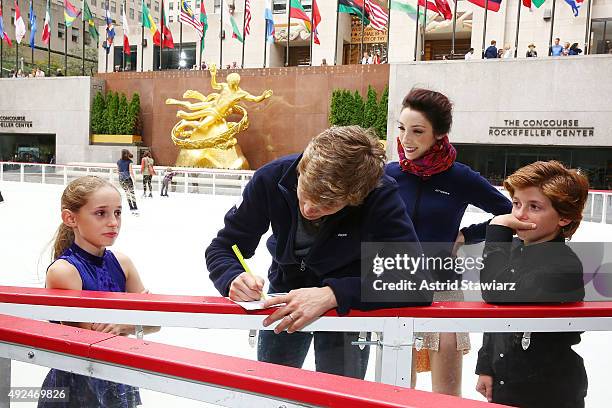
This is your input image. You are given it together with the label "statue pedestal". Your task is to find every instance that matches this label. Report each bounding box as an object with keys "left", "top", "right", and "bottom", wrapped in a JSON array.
[{"left": 175, "top": 145, "right": 250, "bottom": 170}]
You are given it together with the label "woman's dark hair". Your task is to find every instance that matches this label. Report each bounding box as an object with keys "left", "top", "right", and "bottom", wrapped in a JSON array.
[
  {"left": 121, "top": 149, "right": 133, "bottom": 161},
  {"left": 402, "top": 88, "right": 453, "bottom": 137},
  {"left": 143, "top": 151, "right": 150, "bottom": 158}
]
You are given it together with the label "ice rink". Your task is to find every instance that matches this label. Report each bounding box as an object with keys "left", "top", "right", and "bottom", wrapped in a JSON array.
[{"left": 1, "top": 180, "right": 611, "bottom": 407}]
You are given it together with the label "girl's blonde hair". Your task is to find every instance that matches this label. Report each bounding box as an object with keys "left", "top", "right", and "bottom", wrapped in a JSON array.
[{"left": 52, "top": 176, "right": 119, "bottom": 259}]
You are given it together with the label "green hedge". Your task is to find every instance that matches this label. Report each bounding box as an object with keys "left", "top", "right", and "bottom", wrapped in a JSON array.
[
  {"left": 328, "top": 85, "right": 389, "bottom": 140},
  {"left": 91, "top": 91, "right": 141, "bottom": 135}
]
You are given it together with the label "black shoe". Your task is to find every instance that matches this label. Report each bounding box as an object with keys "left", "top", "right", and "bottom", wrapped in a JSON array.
[{"left": 148, "top": 194, "right": 153, "bottom": 198}]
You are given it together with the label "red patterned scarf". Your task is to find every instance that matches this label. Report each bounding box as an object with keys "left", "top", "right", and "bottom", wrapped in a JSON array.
[{"left": 397, "top": 136, "right": 457, "bottom": 179}]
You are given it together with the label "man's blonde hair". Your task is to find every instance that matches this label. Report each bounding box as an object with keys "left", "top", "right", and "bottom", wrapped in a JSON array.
[{"left": 297, "top": 126, "right": 386, "bottom": 206}]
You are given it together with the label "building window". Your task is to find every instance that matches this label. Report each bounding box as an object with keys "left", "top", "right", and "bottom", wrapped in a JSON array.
[
  {"left": 91, "top": 0, "right": 96, "bottom": 6},
  {"left": 169, "top": 15, "right": 173, "bottom": 22},
  {"left": 195, "top": 0, "right": 200, "bottom": 7},
  {"left": 155, "top": 1, "right": 159, "bottom": 11},
  {"left": 272, "top": 0, "right": 286, "bottom": 14},
  {"left": 169, "top": 1, "right": 173, "bottom": 9},
  {"left": 110, "top": 1, "right": 116, "bottom": 12},
  {"left": 590, "top": 19, "right": 612, "bottom": 54},
  {"left": 301, "top": 0, "right": 311, "bottom": 12},
  {"left": 214, "top": 0, "right": 221, "bottom": 13},
  {"left": 84, "top": 31, "right": 92, "bottom": 45},
  {"left": 57, "top": 22, "right": 65, "bottom": 39},
  {"left": 10, "top": 9, "right": 15, "bottom": 25},
  {"left": 72, "top": 27, "right": 79, "bottom": 42},
  {"left": 130, "top": 7, "right": 134, "bottom": 18}
]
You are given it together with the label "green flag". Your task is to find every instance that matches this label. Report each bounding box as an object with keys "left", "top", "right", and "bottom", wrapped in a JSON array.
[
  {"left": 200, "top": 0, "right": 208, "bottom": 52},
  {"left": 390, "top": 0, "right": 425, "bottom": 23},
  {"left": 83, "top": 0, "right": 99, "bottom": 42}
]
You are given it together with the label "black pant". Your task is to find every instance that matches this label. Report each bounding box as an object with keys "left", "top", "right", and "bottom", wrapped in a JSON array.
[
  {"left": 0, "top": 190, "right": 3, "bottom": 202},
  {"left": 161, "top": 181, "right": 170, "bottom": 196},
  {"left": 119, "top": 178, "right": 138, "bottom": 210},
  {"left": 257, "top": 330, "right": 369, "bottom": 379},
  {"left": 142, "top": 175, "right": 153, "bottom": 194}
]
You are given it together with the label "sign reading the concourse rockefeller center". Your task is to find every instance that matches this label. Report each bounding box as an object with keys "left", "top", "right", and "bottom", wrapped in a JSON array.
[
  {"left": 489, "top": 119, "right": 594, "bottom": 138},
  {"left": 0, "top": 116, "right": 33, "bottom": 129}
]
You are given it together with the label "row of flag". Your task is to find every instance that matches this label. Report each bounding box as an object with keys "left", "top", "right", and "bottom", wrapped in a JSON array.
[{"left": 0, "top": 0, "right": 586, "bottom": 53}]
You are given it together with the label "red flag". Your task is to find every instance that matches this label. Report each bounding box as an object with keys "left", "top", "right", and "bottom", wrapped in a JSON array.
[
  {"left": 418, "top": 0, "right": 440, "bottom": 14},
  {"left": 433, "top": 0, "right": 453, "bottom": 20},
  {"left": 312, "top": 0, "right": 321, "bottom": 44}
]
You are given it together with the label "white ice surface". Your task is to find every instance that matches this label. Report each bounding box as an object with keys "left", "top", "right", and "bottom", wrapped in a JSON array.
[{"left": 0, "top": 181, "right": 611, "bottom": 407}]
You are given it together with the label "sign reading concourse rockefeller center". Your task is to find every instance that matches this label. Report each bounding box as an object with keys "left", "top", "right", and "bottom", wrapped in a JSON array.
[
  {"left": 489, "top": 119, "right": 594, "bottom": 138},
  {"left": 0, "top": 115, "right": 33, "bottom": 129}
]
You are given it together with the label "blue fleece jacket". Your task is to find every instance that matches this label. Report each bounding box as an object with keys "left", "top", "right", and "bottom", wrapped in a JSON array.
[
  {"left": 206, "top": 154, "right": 433, "bottom": 315},
  {"left": 385, "top": 162, "right": 512, "bottom": 244}
]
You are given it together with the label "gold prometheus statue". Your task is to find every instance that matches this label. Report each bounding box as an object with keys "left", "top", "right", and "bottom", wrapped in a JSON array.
[{"left": 166, "top": 64, "right": 273, "bottom": 169}]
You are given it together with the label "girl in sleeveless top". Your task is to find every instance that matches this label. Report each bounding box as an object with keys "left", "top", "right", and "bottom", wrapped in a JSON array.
[{"left": 38, "top": 176, "right": 159, "bottom": 408}]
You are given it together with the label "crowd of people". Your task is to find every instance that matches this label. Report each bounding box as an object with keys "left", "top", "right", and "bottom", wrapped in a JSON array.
[{"left": 479, "top": 38, "right": 584, "bottom": 59}]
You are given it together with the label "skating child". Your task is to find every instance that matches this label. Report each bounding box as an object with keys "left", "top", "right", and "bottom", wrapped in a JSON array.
[
  {"left": 160, "top": 167, "right": 177, "bottom": 197},
  {"left": 38, "top": 175, "right": 159, "bottom": 408},
  {"left": 476, "top": 161, "right": 589, "bottom": 408}
]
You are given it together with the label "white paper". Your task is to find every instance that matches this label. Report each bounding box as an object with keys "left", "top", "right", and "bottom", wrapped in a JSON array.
[{"left": 232, "top": 293, "right": 287, "bottom": 311}]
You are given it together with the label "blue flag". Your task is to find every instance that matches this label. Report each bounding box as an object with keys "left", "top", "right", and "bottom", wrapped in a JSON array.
[
  {"left": 264, "top": 6, "right": 275, "bottom": 43},
  {"left": 29, "top": 0, "right": 37, "bottom": 48}
]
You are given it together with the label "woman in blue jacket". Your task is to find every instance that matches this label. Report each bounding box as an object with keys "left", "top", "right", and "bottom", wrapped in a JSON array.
[{"left": 385, "top": 88, "right": 512, "bottom": 396}]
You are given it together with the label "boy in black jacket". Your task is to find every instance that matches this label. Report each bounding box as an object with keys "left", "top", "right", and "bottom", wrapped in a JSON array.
[{"left": 476, "top": 161, "right": 589, "bottom": 408}]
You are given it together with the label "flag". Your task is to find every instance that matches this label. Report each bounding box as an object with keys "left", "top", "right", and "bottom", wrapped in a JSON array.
[
  {"left": 29, "top": 0, "right": 36, "bottom": 48},
  {"left": 64, "top": 0, "right": 81, "bottom": 28},
  {"left": 390, "top": 0, "right": 423, "bottom": 21},
  {"left": 312, "top": 0, "right": 320, "bottom": 44},
  {"left": 364, "top": 0, "right": 389, "bottom": 30},
  {"left": 433, "top": 0, "right": 452, "bottom": 19},
  {"left": 467, "top": 0, "right": 502, "bottom": 11},
  {"left": 564, "top": 0, "right": 582, "bottom": 16},
  {"left": 142, "top": 0, "right": 160, "bottom": 46},
  {"left": 0, "top": 2, "right": 13, "bottom": 46},
  {"left": 161, "top": 1, "right": 174, "bottom": 48},
  {"left": 83, "top": 0, "right": 99, "bottom": 43},
  {"left": 14, "top": 1, "right": 26, "bottom": 44},
  {"left": 522, "top": 0, "right": 545, "bottom": 10},
  {"left": 179, "top": 0, "right": 203, "bottom": 36},
  {"left": 41, "top": 0, "right": 51, "bottom": 45},
  {"left": 223, "top": 1, "right": 243, "bottom": 42},
  {"left": 122, "top": 6, "right": 130, "bottom": 54},
  {"left": 264, "top": 0, "right": 275, "bottom": 43},
  {"left": 418, "top": 0, "right": 440, "bottom": 15},
  {"left": 200, "top": 0, "right": 208, "bottom": 51},
  {"left": 290, "top": 0, "right": 311, "bottom": 31},
  {"left": 103, "top": 5, "right": 115, "bottom": 54},
  {"left": 244, "top": 0, "right": 251, "bottom": 36},
  {"left": 338, "top": 0, "right": 370, "bottom": 26}
]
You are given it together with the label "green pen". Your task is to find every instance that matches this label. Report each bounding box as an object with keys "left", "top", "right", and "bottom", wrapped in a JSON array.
[{"left": 232, "top": 244, "right": 267, "bottom": 300}]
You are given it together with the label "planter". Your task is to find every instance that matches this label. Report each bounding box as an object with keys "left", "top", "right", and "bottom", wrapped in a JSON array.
[{"left": 91, "top": 134, "right": 142, "bottom": 145}]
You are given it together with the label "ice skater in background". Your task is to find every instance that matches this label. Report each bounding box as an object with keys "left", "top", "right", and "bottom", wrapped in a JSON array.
[
  {"left": 38, "top": 176, "right": 159, "bottom": 408},
  {"left": 140, "top": 151, "right": 156, "bottom": 198},
  {"left": 116, "top": 149, "right": 139, "bottom": 214},
  {"left": 160, "top": 167, "right": 177, "bottom": 197},
  {"left": 476, "top": 161, "right": 589, "bottom": 408}
]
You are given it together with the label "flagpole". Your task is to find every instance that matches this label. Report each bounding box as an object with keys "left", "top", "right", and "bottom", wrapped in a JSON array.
[
  {"left": 159, "top": 0, "right": 163, "bottom": 69},
  {"left": 451, "top": 0, "right": 458, "bottom": 55},
  {"left": 241, "top": 0, "right": 246, "bottom": 68},
  {"left": 263, "top": 2, "right": 268, "bottom": 68},
  {"left": 360, "top": 1, "right": 364, "bottom": 61},
  {"left": 31, "top": 0, "right": 34, "bottom": 69},
  {"left": 285, "top": 0, "right": 289, "bottom": 66},
  {"left": 141, "top": 3, "right": 144, "bottom": 71},
  {"left": 514, "top": 0, "right": 522, "bottom": 58},
  {"left": 481, "top": 0, "right": 489, "bottom": 58},
  {"left": 47, "top": 23, "right": 51, "bottom": 76},
  {"left": 219, "top": 0, "right": 223, "bottom": 67},
  {"left": 105, "top": 0, "right": 108, "bottom": 72},
  {"left": 386, "top": 0, "right": 391, "bottom": 62},
  {"left": 64, "top": 6, "right": 68, "bottom": 75},
  {"left": 82, "top": 0, "right": 86, "bottom": 75},
  {"left": 334, "top": 0, "right": 339, "bottom": 65},
  {"left": 179, "top": 21, "right": 183, "bottom": 68},
  {"left": 16, "top": 0, "right": 20, "bottom": 73},
  {"left": 0, "top": 0, "right": 3, "bottom": 77},
  {"left": 584, "top": 0, "right": 592, "bottom": 53},
  {"left": 422, "top": 0, "right": 427, "bottom": 58},
  {"left": 122, "top": 3, "right": 125, "bottom": 70},
  {"left": 309, "top": 0, "right": 314, "bottom": 65},
  {"left": 413, "top": 1, "right": 420, "bottom": 61},
  {"left": 548, "top": 0, "right": 556, "bottom": 55}
]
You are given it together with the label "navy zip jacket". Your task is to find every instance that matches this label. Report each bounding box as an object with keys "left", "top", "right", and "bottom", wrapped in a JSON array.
[
  {"left": 385, "top": 162, "right": 511, "bottom": 280},
  {"left": 206, "top": 154, "right": 433, "bottom": 315}
]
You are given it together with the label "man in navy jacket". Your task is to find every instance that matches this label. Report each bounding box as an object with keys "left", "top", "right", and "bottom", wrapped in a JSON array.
[{"left": 206, "top": 126, "right": 432, "bottom": 379}]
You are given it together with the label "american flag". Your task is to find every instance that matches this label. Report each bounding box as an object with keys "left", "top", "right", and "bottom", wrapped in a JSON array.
[
  {"left": 179, "top": 0, "right": 203, "bottom": 37},
  {"left": 364, "top": 0, "right": 388, "bottom": 31},
  {"left": 244, "top": 0, "right": 251, "bottom": 35}
]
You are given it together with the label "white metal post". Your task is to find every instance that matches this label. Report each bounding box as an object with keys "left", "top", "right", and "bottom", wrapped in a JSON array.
[
  {"left": 63, "top": 166, "right": 68, "bottom": 185},
  {"left": 0, "top": 162, "right": 3, "bottom": 181},
  {"left": 41, "top": 165, "right": 46, "bottom": 184},
  {"left": 375, "top": 317, "right": 414, "bottom": 387},
  {"left": 602, "top": 194, "right": 608, "bottom": 224},
  {"left": 212, "top": 173, "right": 216, "bottom": 196},
  {"left": 184, "top": 172, "right": 189, "bottom": 194},
  {"left": 20, "top": 164, "right": 24, "bottom": 182},
  {"left": 0, "top": 357, "right": 10, "bottom": 408}
]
